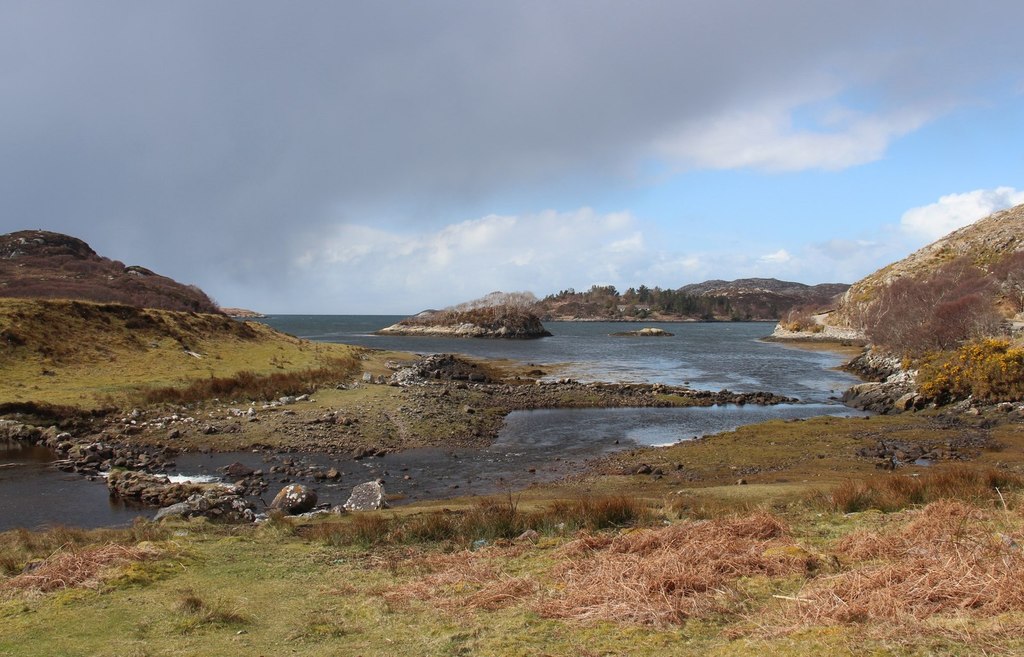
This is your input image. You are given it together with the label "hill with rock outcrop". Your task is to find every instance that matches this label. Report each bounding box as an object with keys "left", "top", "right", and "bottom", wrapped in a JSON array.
[
  {"left": 832, "top": 203, "right": 1024, "bottom": 331},
  {"left": 379, "top": 292, "right": 552, "bottom": 339},
  {"left": 0, "top": 230, "right": 219, "bottom": 313}
]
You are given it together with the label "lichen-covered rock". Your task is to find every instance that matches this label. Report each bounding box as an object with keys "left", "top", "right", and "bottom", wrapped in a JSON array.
[
  {"left": 153, "top": 491, "right": 255, "bottom": 523},
  {"left": 344, "top": 480, "right": 387, "bottom": 511},
  {"left": 270, "top": 483, "right": 318, "bottom": 515}
]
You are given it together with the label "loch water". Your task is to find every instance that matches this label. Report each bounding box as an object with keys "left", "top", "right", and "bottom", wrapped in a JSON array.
[{"left": 0, "top": 319, "right": 865, "bottom": 530}]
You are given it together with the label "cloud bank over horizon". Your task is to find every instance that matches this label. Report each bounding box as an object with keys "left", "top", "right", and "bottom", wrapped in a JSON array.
[{"left": 1, "top": 2, "right": 1022, "bottom": 312}]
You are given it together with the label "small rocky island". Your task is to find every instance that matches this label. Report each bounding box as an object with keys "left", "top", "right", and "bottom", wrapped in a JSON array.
[
  {"left": 610, "top": 327, "right": 674, "bottom": 337},
  {"left": 377, "top": 291, "right": 552, "bottom": 339}
]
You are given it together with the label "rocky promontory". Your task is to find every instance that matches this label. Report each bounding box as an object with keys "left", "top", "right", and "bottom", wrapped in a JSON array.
[{"left": 378, "top": 295, "right": 552, "bottom": 339}]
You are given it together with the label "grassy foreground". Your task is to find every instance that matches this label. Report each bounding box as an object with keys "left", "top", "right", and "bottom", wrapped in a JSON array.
[{"left": 4, "top": 464, "right": 1024, "bottom": 656}]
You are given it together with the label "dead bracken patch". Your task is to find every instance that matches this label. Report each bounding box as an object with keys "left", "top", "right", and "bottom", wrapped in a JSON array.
[
  {"left": 785, "top": 500, "right": 1024, "bottom": 626},
  {"left": 537, "top": 512, "right": 815, "bottom": 626},
  {"left": 1, "top": 543, "right": 159, "bottom": 594},
  {"left": 380, "top": 548, "right": 536, "bottom": 612}
]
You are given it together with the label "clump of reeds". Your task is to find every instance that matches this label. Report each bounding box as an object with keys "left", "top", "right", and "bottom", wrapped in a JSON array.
[
  {"left": 537, "top": 512, "right": 812, "bottom": 626},
  {"left": 174, "top": 587, "right": 250, "bottom": 632},
  {"left": 304, "top": 495, "right": 653, "bottom": 548},
  {"left": 826, "top": 466, "right": 1022, "bottom": 513},
  {"left": 0, "top": 520, "right": 167, "bottom": 578}
]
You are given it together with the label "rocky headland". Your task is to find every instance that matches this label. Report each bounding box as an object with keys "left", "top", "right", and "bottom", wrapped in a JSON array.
[{"left": 378, "top": 293, "right": 552, "bottom": 339}]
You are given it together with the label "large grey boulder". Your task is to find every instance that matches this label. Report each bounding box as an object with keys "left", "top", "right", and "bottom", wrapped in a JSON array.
[
  {"left": 344, "top": 480, "right": 387, "bottom": 511},
  {"left": 270, "top": 483, "right": 318, "bottom": 515}
]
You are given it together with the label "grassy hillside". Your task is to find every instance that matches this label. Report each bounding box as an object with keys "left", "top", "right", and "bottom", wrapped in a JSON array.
[{"left": 0, "top": 298, "right": 363, "bottom": 409}]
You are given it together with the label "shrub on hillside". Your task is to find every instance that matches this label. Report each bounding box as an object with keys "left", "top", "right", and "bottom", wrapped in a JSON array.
[
  {"left": 917, "top": 338, "right": 1024, "bottom": 403},
  {"left": 862, "top": 258, "right": 1002, "bottom": 355}
]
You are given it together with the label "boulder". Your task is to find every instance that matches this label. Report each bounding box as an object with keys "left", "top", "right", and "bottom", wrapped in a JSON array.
[
  {"left": 344, "top": 480, "right": 387, "bottom": 511},
  {"left": 222, "top": 461, "right": 255, "bottom": 479},
  {"left": 270, "top": 483, "right": 318, "bottom": 515},
  {"left": 610, "top": 327, "right": 675, "bottom": 337},
  {"left": 154, "top": 491, "right": 255, "bottom": 523}
]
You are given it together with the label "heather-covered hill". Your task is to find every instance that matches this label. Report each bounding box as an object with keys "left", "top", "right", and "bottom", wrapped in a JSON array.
[{"left": 0, "top": 230, "right": 219, "bottom": 313}]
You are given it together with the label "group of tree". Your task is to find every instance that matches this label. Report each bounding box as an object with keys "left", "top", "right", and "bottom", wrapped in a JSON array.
[{"left": 539, "top": 284, "right": 765, "bottom": 321}]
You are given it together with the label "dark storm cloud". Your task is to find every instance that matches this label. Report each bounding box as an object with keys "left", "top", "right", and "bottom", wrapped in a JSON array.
[{"left": 0, "top": 1, "right": 1021, "bottom": 308}]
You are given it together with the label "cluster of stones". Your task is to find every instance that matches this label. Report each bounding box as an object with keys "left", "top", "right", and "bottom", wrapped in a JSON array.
[
  {"left": 0, "top": 420, "right": 173, "bottom": 477},
  {"left": 388, "top": 353, "right": 493, "bottom": 385},
  {"left": 857, "top": 437, "right": 986, "bottom": 469}
]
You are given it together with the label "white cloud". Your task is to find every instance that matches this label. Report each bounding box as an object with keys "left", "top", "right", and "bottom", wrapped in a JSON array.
[
  {"left": 759, "top": 249, "right": 792, "bottom": 265},
  {"left": 298, "top": 208, "right": 670, "bottom": 312},
  {"left": 657, "top": 95, "right": 932, "bottom": 173},
  {"left": 900, "top": 187, "right": 1024, "bottom": 242}
]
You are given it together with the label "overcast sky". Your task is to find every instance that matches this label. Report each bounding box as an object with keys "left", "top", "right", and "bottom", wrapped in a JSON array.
[{"left": 2, "top": 1, "right": 1023, "bottom": 313}]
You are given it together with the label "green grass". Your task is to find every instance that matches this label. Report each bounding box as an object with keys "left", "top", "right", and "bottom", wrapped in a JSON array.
[
  {"left": 6, "top": 485, "right": 1024, "bottom": 655},
  {"left": 0, "top": 298, "right": 368, "bottom": 408}
]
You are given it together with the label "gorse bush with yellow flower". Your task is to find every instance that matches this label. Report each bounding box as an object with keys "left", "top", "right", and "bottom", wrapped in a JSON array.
[{"left": 917, "top": 338, "right": 1024, "bottom": 403}]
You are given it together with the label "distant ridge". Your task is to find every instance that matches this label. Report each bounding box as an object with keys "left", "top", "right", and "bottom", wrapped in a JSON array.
[{"left": 0, "top": 230, "right": 220, "bottom": 313}]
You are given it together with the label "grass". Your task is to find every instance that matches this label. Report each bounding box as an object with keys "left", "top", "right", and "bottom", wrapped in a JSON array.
[
  {"left": 5, "top": 472, "right": 1024, "bottom": 655},
  {"left": 825, "top": 465, "right": 1024, "bottom": 513},
  {"left": 0, "top": 297, "right": 367, "bottom": 408},
  {"left": 302, "top": 494, "right": 654, "bottom": 548},
  {"left": 139, "top": 355, "right": 361, "bottom": 404}
]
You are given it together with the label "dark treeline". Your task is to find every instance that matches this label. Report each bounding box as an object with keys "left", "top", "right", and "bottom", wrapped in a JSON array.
[{"left": 538, "top": 284, "right": 777, "bottom": 321}]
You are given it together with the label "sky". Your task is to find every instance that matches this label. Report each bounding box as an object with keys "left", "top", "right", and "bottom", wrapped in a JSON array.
[{"left": 1, "top": 1, "right": 1023, "bottom": 314}]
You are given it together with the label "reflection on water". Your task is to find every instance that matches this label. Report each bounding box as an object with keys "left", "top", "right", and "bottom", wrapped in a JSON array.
[{"left": 0, "top": 440, "right": 155, "bottom": 531}]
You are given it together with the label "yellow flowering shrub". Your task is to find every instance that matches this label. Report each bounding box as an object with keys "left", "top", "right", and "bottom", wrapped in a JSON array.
[{"left": 918, "top": 338, "right": 1024, "bottom": 403}]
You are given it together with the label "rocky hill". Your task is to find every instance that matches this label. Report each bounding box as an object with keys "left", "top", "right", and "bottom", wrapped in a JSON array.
[
  {"left": 0, "top": 230, "right": 220, "bottom": 313},
  {"left": 538, "top": 278, "right": 848, "bottom": 321},
  {"left": 832, "top": 203, "right": 1024, "bottom": 330}
]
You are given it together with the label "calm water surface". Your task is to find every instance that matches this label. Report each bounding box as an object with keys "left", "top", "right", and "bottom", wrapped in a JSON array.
[
  {"left": 0, "top": 318, "right": 865, "bottom": 530},
  {"left": 260, "top": 317, "right": 857, "bottom": 403}
]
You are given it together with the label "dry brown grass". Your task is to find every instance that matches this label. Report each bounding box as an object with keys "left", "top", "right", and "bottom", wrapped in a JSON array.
[
  {"left": 826, "top": 465, "right": 1023, "bottom": 513},
  {"left": 537, "top": 512, "right": 814, "bottom": 626},
  {"left": 1, "top": 543, "right": 159, "bottom": 594},
  {"left": 380, "top": 548, "right": 536, "bottom": 612},
  {"left": 785, "top": 501, "right": 1024, "bottom": 627},
  {"left": 140, "top": 355, "right": 360, "bottom": 404}
]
